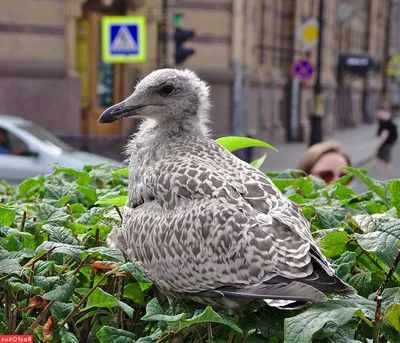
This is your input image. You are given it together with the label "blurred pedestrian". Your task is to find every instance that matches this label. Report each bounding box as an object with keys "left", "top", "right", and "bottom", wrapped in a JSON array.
[
  {"left": 374, "top": 106, "right": 398, "bottom": 179},
  {"left": 297, "top": 141, "right": 352, "bottom": 185}
]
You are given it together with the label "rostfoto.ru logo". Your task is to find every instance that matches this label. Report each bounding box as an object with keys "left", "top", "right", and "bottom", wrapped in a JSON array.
[{"left": 0, "top": 336, "right": 33, "bottom": 342}]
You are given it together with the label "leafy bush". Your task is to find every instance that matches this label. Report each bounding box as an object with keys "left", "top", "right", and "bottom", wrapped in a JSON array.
[{"left": 0, "top": 137, "right": 399, "bottom": 343}]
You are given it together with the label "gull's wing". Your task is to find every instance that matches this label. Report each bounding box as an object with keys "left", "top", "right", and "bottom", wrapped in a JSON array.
[{"left": 108, "top": 198, "right": 353, "bottom": 307}]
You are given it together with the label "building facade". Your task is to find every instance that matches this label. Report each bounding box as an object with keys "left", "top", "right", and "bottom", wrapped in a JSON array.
[{"left": 0, "top": 0, "right": 393, "bottom": 143}]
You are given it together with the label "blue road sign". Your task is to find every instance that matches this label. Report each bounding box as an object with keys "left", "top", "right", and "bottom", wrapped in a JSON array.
[
  {"left": 102, "top": 16, "right": 146, "bottom": 63},
  {"left": 292, "top": 59, "right": 314, "bottom": 81}
]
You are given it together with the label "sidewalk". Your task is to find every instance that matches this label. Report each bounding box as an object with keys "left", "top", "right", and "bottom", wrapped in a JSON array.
[{"left": 260, "top": 121, "right": 387, "bottom": 173}]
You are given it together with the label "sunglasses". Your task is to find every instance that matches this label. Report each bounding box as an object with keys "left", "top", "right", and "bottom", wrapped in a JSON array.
[{"left": 312, "top": 170, "right": 353, "bottom": 185}]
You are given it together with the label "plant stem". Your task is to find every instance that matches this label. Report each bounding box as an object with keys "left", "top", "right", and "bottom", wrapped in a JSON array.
[
  {"left": 24, "top": 301, "right": 54, "bottom": 335},
  {"left": 372, "top": 248, "right": 400, "bottom": 343},
  {"left": 24, "top": 247, "right": 56, "bottom": 268},
  {"left": 60, "top": 267, "right": 120, "bottom": 326},
  {"left": 20, "top": 211, "right": 27, "bottom": 231},
  {"left": 207, "top": 323, "right": 213, "bottom": 343},
  {"left": 115, "top": 206, "right": 123, "bottom": 222}
]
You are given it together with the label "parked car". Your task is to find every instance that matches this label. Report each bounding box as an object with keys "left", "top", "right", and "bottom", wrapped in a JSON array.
[{"left": 0, "top": 115, "right": 121, "bottom": 184}]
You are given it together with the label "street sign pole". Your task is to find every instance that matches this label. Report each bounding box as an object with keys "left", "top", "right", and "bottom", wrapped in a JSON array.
[{"left": 309, "top": 0, "right": 325, "bottom": 147}]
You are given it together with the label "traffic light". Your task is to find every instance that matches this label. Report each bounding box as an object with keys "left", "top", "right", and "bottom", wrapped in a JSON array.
[{"left": 174, "top": 14, "right": 195, "bottom": 65}]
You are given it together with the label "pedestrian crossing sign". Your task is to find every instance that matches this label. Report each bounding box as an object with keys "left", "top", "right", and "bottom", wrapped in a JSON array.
[
  {"left": 101, "top": 16, "right": 146, "bottom": 63},
  {"left": 387, "top": 56, "right": 400, "bottom": 76}
]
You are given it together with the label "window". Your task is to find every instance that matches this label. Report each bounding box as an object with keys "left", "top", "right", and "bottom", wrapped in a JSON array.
[{"left": 0, "top": 128, "right": 27, "bottom": 156}]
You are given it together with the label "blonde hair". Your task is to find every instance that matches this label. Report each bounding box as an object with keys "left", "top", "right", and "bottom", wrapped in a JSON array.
[{"left": 297, "top": 141, "right": 351, "bottom": 174}]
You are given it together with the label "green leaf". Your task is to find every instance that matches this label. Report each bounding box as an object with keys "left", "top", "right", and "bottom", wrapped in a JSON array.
[
  {"left": 180, "top": 306, "right": 243, "bottom": 334},
  {"left": 123, "top": 283, "right": 145, "bottom": 305},
  {"left": 348, "top": 271, "right": 386, "bottom": 298},
  {"left": 96, "top": 195, "right": 127, "bottom": 206},
  {"left": 354, "top": 216, "right": 400, "bottom": 272},
  {"left": 42, "top": 224, "right": 75, "bottom": 244},
  {"left": 250, "top": 154, "right": 267, "bottom": 169},
  {"left": 97, "top": 326, "right": 136, "bottom": 343},
  {"left": 85, "top": 246, "right": 125, "bottom": 262},
  {"left": 389, "top": 180, "right": 400, "bottom": 216},
  {"left": 76, "top": 309, "right": 111, "bottom": 324},
  {"left": 76, "top": 185, "right": 98, "bottom": 204},
  {"left": 369, "top": 288, "right": 400, "bottom": 314},
  {"left": 385, "top": 303, "right": 400, "bottom": 331},
  {"left": 34, "top": 276, "right": 60, "bottom": 292},
  {"left": 314, "top": 207, "right": 350, "bottom": 229},
  {"left": 215, "top": 136, "right": 278, "bottom": 153},
  {"left": 19, "top": 178, "right": 40, "bottom": 197},
  {"left": 120, "top": 263, "right": 151, "bottom": 283},
  {"left": 8, "top": 277, "right": 41, "bottom": 295},
  {"left": 0, "top": 206, "right": 16, "bottom": 226},
  {"left": 60, "top": 330, "right": 79, "bottom": 343},
  {"left": 0, "top": 259, "right": 22, "bottom": 275},
  {"left": 332, "top": 251, "right": 357, "bottom": 279},
  {"left": 35, "top": 241, "right": 83, "bottom": 261},
  {"left": 76, "top": 207, "right": 105, "bottom": 225},
  {"left": 34, "top": 260, "right": 55, "bottom": 276},
  {"left": 116, "top": 299, "right": 134, "bottom": 319},
  {"left": 320, "top": 231, "right": 349, "bottom": 258},
  {"left": 85, "top": 288, "right": 117, "bottom": 310},
  {"left": 43, "top": 277, "right": 76, "bottom": 302},
  {"left": 142, "top": 298, "right": 185, "bottom": 322},
  {"left": 35, "top": 203, "right": 70, "bottom": 224},
  {"left": 284, "top": 300, "right": 366, "bottom": 343},
  {"left": 43, "top": 184, "right": 72, "bottom": 201},
  {"left": 343, "top": 167, "right": 389, "bottom": 206},
  {"left": 112, "top": 168, "right": 129, "bottom": 178},
  {"left": 52, "top": 301, "right": 74, "bottom": 321}
]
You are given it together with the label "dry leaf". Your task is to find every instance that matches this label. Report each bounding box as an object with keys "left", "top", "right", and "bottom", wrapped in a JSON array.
[
  {"left": 43, "top": 315, "right": 56, "bottom": 342},
  {"left": 19, "top": 295, "right": 48, "bottom": 312},
  {"left": 91, "top": 261, "right": 118, "bottom": 274}
]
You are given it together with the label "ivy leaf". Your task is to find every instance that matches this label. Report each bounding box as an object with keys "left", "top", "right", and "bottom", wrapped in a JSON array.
[
  {"left": 123, "top": 283, "right": 145, "bottom": 305},
  {"left": 180, "top": 306, "right": 243, "bottom": 334},
  {"left": 320, "top": 231, "right": 349, "bottom": 258},
  {"left": 0, "top": 259, "right": 22, "bottom": 275},
  {"left": 35, "top": 204, "right": 70, "bottom": 224},
  {"left": 43, "top": 277, "right": 76, "bottom": 302},
  {"left": 343, "top": 167, "right": 389, "bottom": 206},
  {"left": 348, "top": 271, "right": 386, "bottom": 298},
  {"left": 0, "top": 206, "right": 16, "bottom": 226},
  {"left": 8, "top": 277, "right": 41, "bottom": 295},
  {"left": 34, "top": 260, "right": 55, "bottom": 276},
  {"left": 42, "top": 224, "right": 75, "bottom": 244},
  {"left": 76, "top": 185, "right": 98, "bottom": 204},
  {"left": 284, "top": 300, "right": 366, "bottom": 343},
  {"left": 60, "top": 330, "right": 79, "bottom": 343},
  {"left": 84, "top": 246, "right": 125, "bottom": 262},
  {"left": 389, "top": 180, "right": 400, "bottom": 216},
  {"left": 355, "top": 216, "right": 400, "bottom": 272},
  {"left": 142, "top": 298, "right": 185, "bottom": 323},
  {"left": 52, "top": 302, "right": 74, "bottom": 321},
  {"left": 314, "top": 207, "right": 350, "bottom": 229},
  {"left": 96, "top": 326, "right": 136, "bottom": 343},
  {"left": 35, "top": 241, "right": 83, "bottom": 261},
  {"left": 215, "top": 136, "right": 278, "bottom": 152},
  {"left": 19, "top": 178, "right": 41, "bottom": 198},
  {"left": 76, "top": 207, "right": 105, "bottom": 225}
]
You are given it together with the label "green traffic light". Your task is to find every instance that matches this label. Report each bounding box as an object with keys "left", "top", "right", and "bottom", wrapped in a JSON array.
[{"left": 174, "top": 13, "right": 182, "bottom": 27}]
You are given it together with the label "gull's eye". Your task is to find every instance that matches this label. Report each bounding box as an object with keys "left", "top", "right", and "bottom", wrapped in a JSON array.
[{"left": 161, "top": 85, "right": 175, "bottom": 95}]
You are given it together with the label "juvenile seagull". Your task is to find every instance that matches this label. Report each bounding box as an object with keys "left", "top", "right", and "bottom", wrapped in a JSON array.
[{"left": 99, "top": 69, "right": 355, "bottom": 309}]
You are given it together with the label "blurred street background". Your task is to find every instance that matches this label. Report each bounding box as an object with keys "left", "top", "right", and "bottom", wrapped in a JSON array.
[{"left": 0, "top": 0, "right": 400, "bottom": 179}]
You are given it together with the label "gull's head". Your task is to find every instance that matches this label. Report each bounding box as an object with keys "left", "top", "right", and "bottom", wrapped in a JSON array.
[{"left": 98, "top": 69, "right": 211, "bottom": 125}]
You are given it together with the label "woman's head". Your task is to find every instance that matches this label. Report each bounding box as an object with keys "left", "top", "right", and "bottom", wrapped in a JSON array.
[{"left": 297, "top": 141, "right": 352, "bottom": 184}]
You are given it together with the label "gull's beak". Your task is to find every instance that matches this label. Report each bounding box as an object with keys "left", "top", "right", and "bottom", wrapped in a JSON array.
[{"left": 98, "top": 101, "right": 147, "bottom": 124}]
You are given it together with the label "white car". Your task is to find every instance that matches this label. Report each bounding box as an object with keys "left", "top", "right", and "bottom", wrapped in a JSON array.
[{"left": 0, "top": 115, "right": 121, "bottom": 184}]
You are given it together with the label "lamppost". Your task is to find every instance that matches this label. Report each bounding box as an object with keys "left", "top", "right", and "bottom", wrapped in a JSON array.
[{"left": 309, "top": 0, "right": 325, "bottom": 147}]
